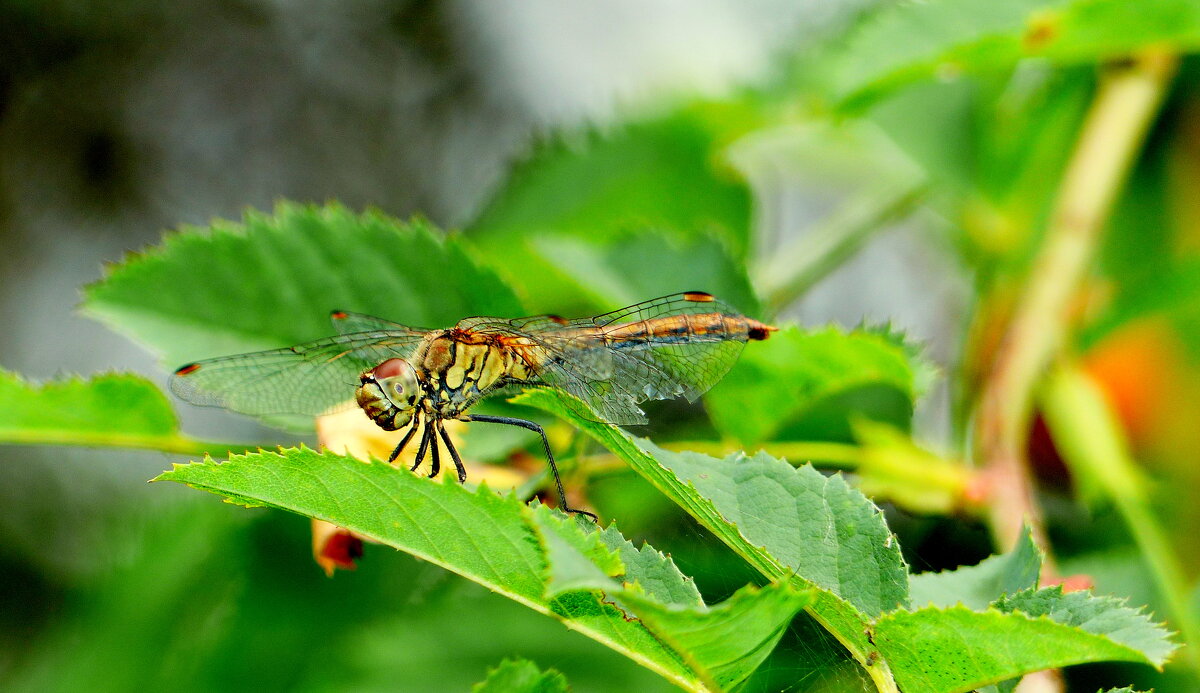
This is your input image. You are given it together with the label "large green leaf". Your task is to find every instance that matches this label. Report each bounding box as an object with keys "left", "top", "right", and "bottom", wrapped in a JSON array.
[
  {"left": 516, "top": 388, "right": 907, "bottom": 674},
  {"left": 83, "top": 202, "right": 524, "bottom": 368},
  {"left": 0, "top": 368, "right": 220, "bottom": 454},
  {"left": 466, "top": 109, "right": 752, "bottom": 312},
  {"left": 875, "top": 588, "right": 1178, "bottom": 692},
  {"left": 829, "top": 0, "right": 1200, "bottom": 110},
  {"left": 472, "top": 659, "right": 568, "bottom": 693},
  {"left": 532, "top": 230, "right": 761, "bottom": 318},
  {"left": 156, "top": 447, "right": 808, "bottom": 692},
  {"left": 704, "top": 326, "right": 918, "bottom": 446},
  {"left": 909, "top": 525, "right": 1041, "bottom": 610}
]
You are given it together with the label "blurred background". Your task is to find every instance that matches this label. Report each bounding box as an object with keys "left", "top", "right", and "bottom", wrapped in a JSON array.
[{"left": 2, "top": 0, "right": 1199, "bottom": 691}]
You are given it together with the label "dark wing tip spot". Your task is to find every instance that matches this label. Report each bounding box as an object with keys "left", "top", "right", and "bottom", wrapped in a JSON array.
[
  {"left": 330, "top": 310, "right": 349, "bottom": 320},
  {"left": 683, "top": 291, "right": 715, "bottom": 302},
  {"left": 175, "top": 362, "right": 201, "bottom": 376},
  {"left": 548, "top": 314, "right": 569, "bottom": 325}
]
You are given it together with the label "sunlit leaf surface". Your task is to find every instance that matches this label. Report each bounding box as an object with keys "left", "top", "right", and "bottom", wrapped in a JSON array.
[{"left": 156, "top": 447, "right": 810, "bottom": 691}]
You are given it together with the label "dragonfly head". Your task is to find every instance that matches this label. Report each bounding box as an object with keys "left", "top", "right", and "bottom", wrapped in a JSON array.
[{"left": 356, "top": 358, "right": 421, "bottom": 431}]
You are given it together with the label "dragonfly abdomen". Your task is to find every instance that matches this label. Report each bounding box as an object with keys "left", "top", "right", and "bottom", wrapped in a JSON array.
[{"left": 603, "top": 313, "right": 774, "bottom": 348}]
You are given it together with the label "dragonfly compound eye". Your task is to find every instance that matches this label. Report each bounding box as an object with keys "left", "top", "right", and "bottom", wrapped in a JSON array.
[{"left": 372, "top": 359, "right": 420, "bottom": 409}]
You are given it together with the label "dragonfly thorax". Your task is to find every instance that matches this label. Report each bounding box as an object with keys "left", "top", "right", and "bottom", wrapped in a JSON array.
[{"left": 356, "top": 358, "right": 421, "bottom": 431}]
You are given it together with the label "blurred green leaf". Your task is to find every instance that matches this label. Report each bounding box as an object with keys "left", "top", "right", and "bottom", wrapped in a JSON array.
[
  {"left": 533, "top": 230, "right": 760, "bottom": 317},
  {"left": 829, "top": 0, "right": 1200, "bottom": 110},
  {"left": 83, "top": 202, "right": 524, "bottom": 369},
  {"left": 472, "top": 659, "right": 568, "bottom": 693},
  {"left": 156, "top": 447, "right": 806, "bottom": 691},
  {"left": 1083, "top": 260, "right": 1200, "bottom": 352},
  {"left": 852, "top": 419, "right": 970, "bottom": 515},
  {"left": 517, "top": 388, "right": 906, "bottom": 673},
  {"left": 1042, "top": 365, "right": 1200, "bottom": 669},
  {"left": 0, "top": 368, "right": 223, "bottom": 455},
  {"left": 909, "top": 525, "right": 1041, "bottom": 609},
  {"left": 1, "top": 503, "right": 250, "bottom": 693},
  {"left": 467, "top": 110, "right": 752, "bottom": 311},
  {"left": 876, "top": 587, "right": 1177, "bottom": 692},
  {"left": 704, "top": 326, "right": 918, "bottom": 446}
]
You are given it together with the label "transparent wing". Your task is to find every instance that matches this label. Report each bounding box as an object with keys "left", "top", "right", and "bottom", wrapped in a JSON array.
[
  {"left": 464, "top": 293, "right": 755, "bottom": 426},
  {"left": 169, "top": 330, "right": 427, "bottom": 417},
  {"left": 329, "top": 310, "right": 417, "bottom": 335}
]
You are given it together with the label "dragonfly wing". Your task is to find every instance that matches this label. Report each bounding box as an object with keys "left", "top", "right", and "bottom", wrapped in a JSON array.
[
  {"left": 329, "top": 310, "right": 419, "bottom": 335},
  {"left": 467, "top": 293, "right": 756, "bottom": 425},
  {"left": 170, "top": 331, "right": 426, "bottom": 418},
  {"left": 585, "top": 292, "right": 753, "bottom": 400}
]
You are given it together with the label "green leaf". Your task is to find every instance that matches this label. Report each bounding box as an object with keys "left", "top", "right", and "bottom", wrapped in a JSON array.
[
  {"left": 528, "top": 506, "right": 813, "bottom": 691},
  {"left": 909, "top": 525, "right": 1042, "bottom": 610},
  {"left": 472, "top": 659, "right": 569, "bottom": 693},
  {"left": 0, "top": 368, "right": 216, "bottom": 454},
  {"left": 996, "top": 587, "right": 1178, "bottom": 667},
  {"left": 155, "top": 447, "right": 805, "bottom": 692},
  {"left": 83, "top": 202, "right": 524, "bottom": 370},
  {"left": 531, "top": 504, "right": 626, "bottom": 598},
  {"left": 467, "top": 109, "right": 752, "bottom": 311},
  {"left": 614, "top": 583, "right": 814, "bottom": 692},
  {"left": 875, "top": 588, "right": 1178, "bottom": 693},
  {"left": 532, "top": 229, "right": 761, "bottom": 318},
  {"left": 596, "top": 524, "right": 704, "bottom": 609},
  {"left": 516, "top": 388, "right": 907, "bottom": 669},
  {"left": 829, "top": 0, "right": 1200, "bottom": 110},
  {"left": 704, "top": 326, "right": 918, "bottom": 445}
]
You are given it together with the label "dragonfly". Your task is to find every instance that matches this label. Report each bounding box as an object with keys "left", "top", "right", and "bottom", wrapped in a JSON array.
[{"left": 170, "top": 292, "right": 776, "bottom": 519}]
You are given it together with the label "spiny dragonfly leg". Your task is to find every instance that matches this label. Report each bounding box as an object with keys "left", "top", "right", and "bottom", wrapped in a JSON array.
[
  {"left": 463, "top": 414, "right": 598, "bottom": 522},
  {"left": 427, "top": 422, "right": 441, "bottom": 479},
  {"left": 437, "top": 420, "right": 467, "bottom": 484},
  {"left": 388, "top": 414, "right": 422, "bottom": 464},
  {"left": 411, "top": 420, "right": 433, "bottom": 473}
]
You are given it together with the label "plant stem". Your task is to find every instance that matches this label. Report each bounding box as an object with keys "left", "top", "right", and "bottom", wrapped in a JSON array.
[
  {"left": 973, "top": 51, "right": 1177, "bottom": 552},
  {"left": 759, "top": 185, "right": 926, "bottom": 314}
]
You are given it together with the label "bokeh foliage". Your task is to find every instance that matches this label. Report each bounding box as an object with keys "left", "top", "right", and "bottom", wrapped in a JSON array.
[{"left": 5, "top": 0, "right": 1200, "bottom": 691}]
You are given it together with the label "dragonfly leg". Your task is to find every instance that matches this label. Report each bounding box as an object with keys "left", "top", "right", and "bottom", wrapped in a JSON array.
[
  {"left": 388, "top": 414, "right": 422, "bottom": 464},
  {"left": 427, "top": 421, "right": 441, "bottom": 479},
  {"left": 437, "top": 420, "right": 467, "bottom": 484},
  {"left": 463, "top": 414, "right": 597, "bottom": 522},
  {"left": 410, "top": 420, "right": 432, "bottom": 473}
]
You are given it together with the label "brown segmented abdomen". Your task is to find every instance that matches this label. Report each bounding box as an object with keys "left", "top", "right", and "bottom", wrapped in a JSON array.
[{"left": 603, "top": 313, "right": 774, "bottom": 345}]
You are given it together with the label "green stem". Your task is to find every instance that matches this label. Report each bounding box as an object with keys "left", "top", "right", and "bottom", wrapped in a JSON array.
[
  {"left": 0, "top": 430, "right": 259, "bottom": 458},
  {"left": 758, "top": 185, "right": 926, "bottom": 314},
  {"left": 974, "top": 51, "right": 1177, "bottom": 552}
]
